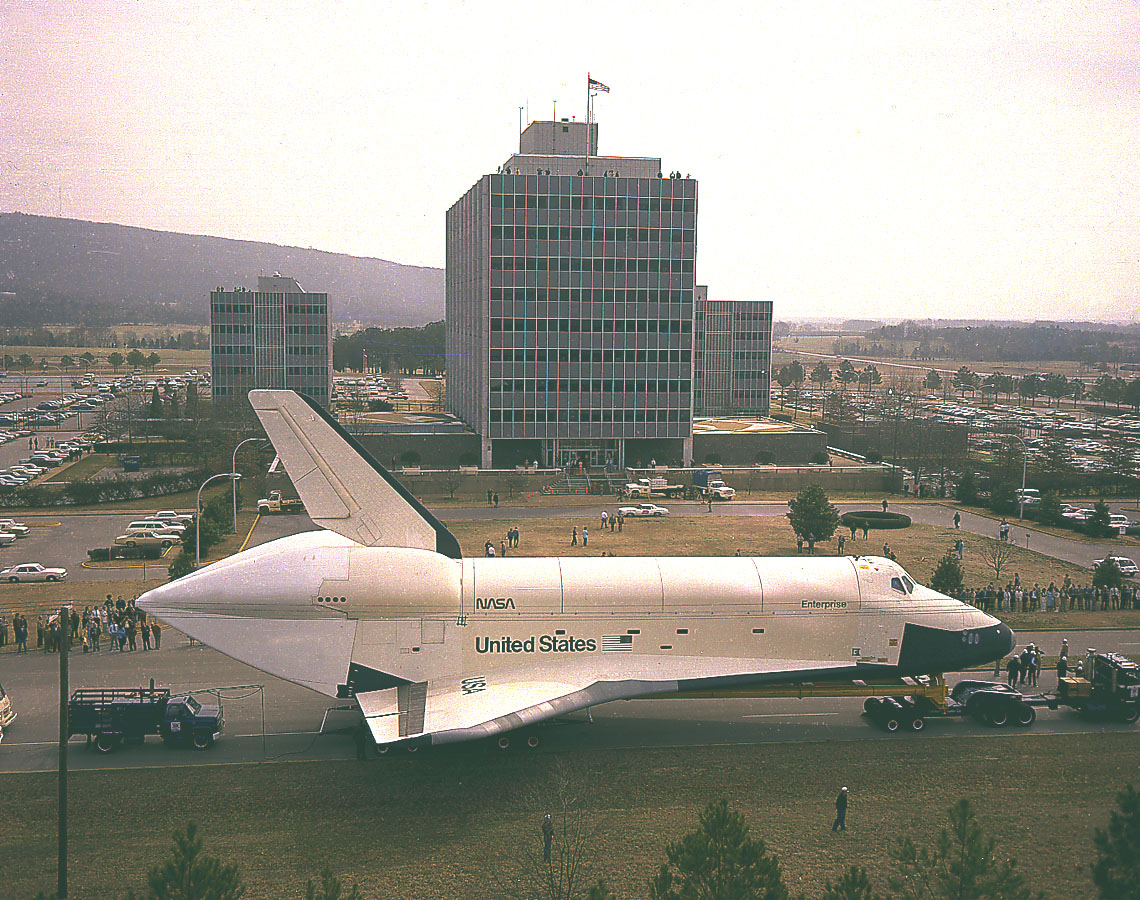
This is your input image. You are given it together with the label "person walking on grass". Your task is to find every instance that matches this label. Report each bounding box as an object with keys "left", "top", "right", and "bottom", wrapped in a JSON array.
[{"left": 832, "top": 787, "right": 849, "bottom": 832}]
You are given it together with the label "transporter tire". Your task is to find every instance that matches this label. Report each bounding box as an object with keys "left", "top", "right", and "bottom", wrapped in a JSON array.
[
  {"left": 987, "top": 704, "right": 1009, "bottom": 727},
  {"left": 497, "top": 735, "right": 511, "bottom": 751},
  {"left": 1118, "top": 703, "right": 1139, "bottom": 724},
  {"left": 1015, "top": 704, "right": 1036, "bottom": 727},
  {"left": 881, "top": 715, "right": 901, "bottom": 733},
  {"left": 94, "top": 733, "right": 119, "bottom": 754},
  {"left": 527, "top": 733, "right": 541, "bottom": 749},
  {"left": 191, "top": 730, "right": 213, "bottom": 750},
  {"left": 909, "top": 716, "right": 926, "bottom": 733}
]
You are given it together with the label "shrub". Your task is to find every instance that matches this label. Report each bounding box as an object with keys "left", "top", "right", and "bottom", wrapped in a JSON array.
[
  {"left": 988, "top": 480, "right": 1017, "bottom": 515},
  {"left": 840, "top": 511, "right": 913, "bottom": 530},
  {"left": 755, "top": 450, "right": 776, "bottom": 465},
  {"left": 810, "top": 450, "right": 831, "bottom": 465},
  {"left": 956, "top": 470, "right": 978, "bottom": 505},
  {"left": 930, "top": 551, "right": 965, "bottom": 595}
]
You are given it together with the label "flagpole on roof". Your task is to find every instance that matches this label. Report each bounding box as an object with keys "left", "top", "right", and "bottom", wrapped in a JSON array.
[{"left": 585, "top": 73, "right": 591, "bottom": 176}]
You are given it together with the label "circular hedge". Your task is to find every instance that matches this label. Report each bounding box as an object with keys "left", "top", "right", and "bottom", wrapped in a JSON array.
[{"left": 840, "top": 510, "right": 912, "bottom": 530}]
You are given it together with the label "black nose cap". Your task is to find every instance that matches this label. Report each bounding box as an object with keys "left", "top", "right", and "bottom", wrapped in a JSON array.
[{"left": 897, "top": 621, "right": 1018, "bottom": 675}]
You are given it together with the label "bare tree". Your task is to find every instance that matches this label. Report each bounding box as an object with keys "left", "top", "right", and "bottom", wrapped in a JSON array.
[
  {"left": 442, "top": 468, "right": 465, "bottom": 500},
  {"left": 977, "top": 538, "right": 1016, "bottom": 583},
  {"left": 497, "top": 760, "right": 608, "bottom": 900}
]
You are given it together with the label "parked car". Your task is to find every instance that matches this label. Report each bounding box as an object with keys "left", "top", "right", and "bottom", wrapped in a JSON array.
[
  {"left": 0, "top": 533, "right": 17, "bottom": 547},
  {"left": 0, "top": 520, "right": 30, "bottom": 536},
  {"left": 151, "top": 510, "right": 195, "bottom": 526},
  {"left": 617, "top": 503, "right": 670, "bottom": 517},
  {"left": 1093, "top": 556, "right": 1139, "bottom": 578},
  {"left": 124, "top": 521, "right": 184, "bottom": 537},
  {"left": 114, "top": 531, "right": 176, "bottom": 548},
  {"left": 0, "top": 563, "right": 67, "bottom": 582}
]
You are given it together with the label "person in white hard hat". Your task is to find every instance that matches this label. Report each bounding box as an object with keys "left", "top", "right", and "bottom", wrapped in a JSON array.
[{"left": 832, "top": 787, "right": 849, "bottom": 832}]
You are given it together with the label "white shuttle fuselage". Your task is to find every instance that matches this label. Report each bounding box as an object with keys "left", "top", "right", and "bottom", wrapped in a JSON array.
[{"left": 138, "top": 390, "right": 1014, "bottom": 748}]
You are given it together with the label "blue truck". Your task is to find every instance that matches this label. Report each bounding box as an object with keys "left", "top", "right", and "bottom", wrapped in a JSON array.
[{"left": 68, "top": 685, "right": 224, "bottom": 753}]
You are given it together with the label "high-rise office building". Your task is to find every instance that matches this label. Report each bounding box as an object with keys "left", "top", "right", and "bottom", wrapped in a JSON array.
[
  {"left": 446, "top": 120, "right": 697, "bottom": 468},
  {"left": 210, "top": 274, "right": 331, "bottom": 408},
  {"left": 693, "top": 286, "right": 772, "bottom": 416}
]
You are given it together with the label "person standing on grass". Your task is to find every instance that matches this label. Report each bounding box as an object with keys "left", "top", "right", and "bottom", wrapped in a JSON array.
[
  {"left": 542, "top": 814, "right": 554, "bottom": 862},
  {"left": 953, "top": 510, "right": 961, "bottom": 528},
  {"left": 832, "top": 787, "right": 848, "bottom": 832},
  {"left": 582, "top": 527, "right": 588, "bottom": 547},
  {"left": 881, "top": 499, "right": 888, "bottom": 513},
  {"left": 571, "top": 527, "right": 577, "bottom": 547}
]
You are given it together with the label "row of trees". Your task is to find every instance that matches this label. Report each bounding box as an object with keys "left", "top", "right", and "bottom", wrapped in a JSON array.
[
  {"left": 869, "top": 322, "right": 1138, "bottom": 367},
  {"left": 0, "top": 325, "right": 206, "bottom": 350},
  {"left": 332, "top": 321, "right": 445, "bottom": 375},
  {"left": 32, "top": 785, "right": 1140, "bottom": 899},
  {"left": 1, "top": 349, "right": 164, "bottom": 374},
  {"left": 936, "top": 367, "right": 1140, "bottom": 410}
]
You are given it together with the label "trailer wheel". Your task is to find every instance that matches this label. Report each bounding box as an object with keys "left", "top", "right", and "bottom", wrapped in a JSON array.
[
  {"left": 882, "top": 716, "right": 901, "bottom": 733},
  {"left": 908, "top": 716, "right": 925, "bottom": 732},
  {"left": 94, "top": 733, "right": 118, "bottom": 754},
  {"left": 373, "top": 744, "right": 390, "bottom": 756},
  {"left": 191, "top": 730, "right": 213, "bottom": 750},
  {"left": 1119, "top": 703, "right": 1139, "bottom": 724},
  {"left": 527, "top": 733, "right": 541, "bottom": 749},
  {"left": 1015, "top": 705, "right": 1036, "bottom": 727},
  {"left": 497, "top": 735, "right": 511, "bottom": 750},
  {"left": 987, "top": 705, "right": 1009, "bottom": 727}
]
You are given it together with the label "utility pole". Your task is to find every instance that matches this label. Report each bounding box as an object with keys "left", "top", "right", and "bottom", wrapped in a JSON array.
[{"left": 58, "top": 604, "right": 70, "bottom": 898}]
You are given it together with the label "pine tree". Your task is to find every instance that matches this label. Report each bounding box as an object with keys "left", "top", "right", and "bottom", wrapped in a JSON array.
[
  {"left": 929, "top": 552, "right": 965, "bottom": 595},
  {"left": 1093, "top": 783, "right": 1140, "bottom": 899},
  {"left": 786, "top": 483, "right": 840, "bottom": 543},
  {"left": 822, "top": 866, "right": 881, "bottom": 900},
  {"left": 1037, "top": 491, "right": 1062, "bottom": 527},
  {"left": 956, "top": 471, "right": 978, "bottom": 506},
  {"left": 304, "top": 866, "right": 365, "bottom": 900},
  {"left": 649, "top": 798, "right": 787, "bottom": 900},
  {"left": 137, "top": 821, "right": 245, "bottom": 900},
  {"left": 886, "top": 799, "right": 1041, "bottom": 900}
]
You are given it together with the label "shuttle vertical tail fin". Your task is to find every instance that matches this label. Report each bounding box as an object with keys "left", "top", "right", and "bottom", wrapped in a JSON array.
[{"left": 249, "top": 390, "right": 461, "bottom": 558}]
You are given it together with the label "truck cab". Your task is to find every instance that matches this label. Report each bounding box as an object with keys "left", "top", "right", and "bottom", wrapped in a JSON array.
[{"left": 162, "top": 694, "right": 224, "bottom": 749}]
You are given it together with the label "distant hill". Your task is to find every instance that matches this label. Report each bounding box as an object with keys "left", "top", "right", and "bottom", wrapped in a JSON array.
[{"left": 0, "top": 213, "right": 444, "bottom": 327}]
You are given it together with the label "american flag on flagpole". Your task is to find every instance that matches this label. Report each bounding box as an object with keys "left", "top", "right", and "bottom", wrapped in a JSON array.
[{"left": 589, "top": 78, "right": 610, "bottom": 94}]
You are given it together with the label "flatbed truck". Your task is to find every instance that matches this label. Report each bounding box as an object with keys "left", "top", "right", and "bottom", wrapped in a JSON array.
[
  {"left": 257, "top": 490, "right": 304, "bottom": 514},
  {"left": 68, "top": 685, "right": 224, "bottom": 753},
  {"left": 624, "top": 477, "right": 686, "bottom": 499}
]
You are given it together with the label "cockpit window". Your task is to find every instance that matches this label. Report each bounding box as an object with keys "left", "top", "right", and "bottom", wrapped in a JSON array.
[
  {"left": 902, "top": 575, "right": 916, "bottom": 593},
  {"left": 891, "top": 576, "right": 906, "bottom": 594}
]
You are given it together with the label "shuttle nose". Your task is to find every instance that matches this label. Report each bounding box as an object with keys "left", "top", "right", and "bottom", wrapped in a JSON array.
[{"left": 896, "top": 620, "right": 1017, "bottom": 675}]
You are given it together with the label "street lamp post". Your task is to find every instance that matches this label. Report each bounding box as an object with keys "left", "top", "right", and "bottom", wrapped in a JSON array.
[
  {"left": 1005, "top": 433, "right": 1029, "bottom": 520},
  {"left": 196, "top": 472, "right": 241, "bottom": 570},
  {"left": 231, "top": 437, "right": 261, "bottom": 533}
]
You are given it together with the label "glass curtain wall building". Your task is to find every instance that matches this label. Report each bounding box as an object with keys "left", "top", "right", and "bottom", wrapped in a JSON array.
[
  {"left": 693, "top": 286, "right": 773, "bottom": 416},
  {"left": 210, "top": 275, "right": 331, "bottom": 409},
  {"left": 447, "top": 121, "right": 697, "bottom": 469}
]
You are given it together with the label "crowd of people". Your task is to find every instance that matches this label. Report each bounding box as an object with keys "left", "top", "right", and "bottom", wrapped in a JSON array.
[
  {"left": 0, "top": 594, "right": 161, "bottom": 655},
  {"left": 952, "top": 575, "right": 1138, "bottom": 613}
]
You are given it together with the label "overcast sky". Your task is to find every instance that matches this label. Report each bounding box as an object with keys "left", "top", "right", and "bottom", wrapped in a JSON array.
[{"left": 2, "top": 1, "right": 1137, "bottom": 322}]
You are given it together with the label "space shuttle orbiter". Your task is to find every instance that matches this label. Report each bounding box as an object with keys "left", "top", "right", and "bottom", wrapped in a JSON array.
[{"left": 138, "top": 390, "right": 1015, "bottom": 750}]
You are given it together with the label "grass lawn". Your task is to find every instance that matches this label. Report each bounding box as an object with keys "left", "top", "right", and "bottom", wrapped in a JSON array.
[
  {"left": 46, "top": 453, "right": 114, "bottom": 483},
  {"left": 0, "top": 733, "right": 1130, "bottom": 899},
  {"left": 445, "top": 514, "right": 1088, "bottom": 589}
]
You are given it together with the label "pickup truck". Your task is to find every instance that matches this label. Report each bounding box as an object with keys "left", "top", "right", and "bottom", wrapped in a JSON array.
[
  {"left": 68, "top": 685, "right": 224, "bottom": 753},
  {"left": 257, "top": 490, "right": 305, "bottom": 514},
  {"left": 624, "top": 477, "right": 686, "bottom": 499},
  {"left": 692, "top": 469, "right": 736, "bottom": 500}
]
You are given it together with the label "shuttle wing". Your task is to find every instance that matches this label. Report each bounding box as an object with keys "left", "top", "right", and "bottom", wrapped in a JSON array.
[
  {"left": 356, "top": 667, "right": 663, "bottom": 746},
  {"left": 249, "top": 390, "right": 461, "bottom": 558},
  {"left": 355, "top": 656, "right": 854, "bottom": 747}
]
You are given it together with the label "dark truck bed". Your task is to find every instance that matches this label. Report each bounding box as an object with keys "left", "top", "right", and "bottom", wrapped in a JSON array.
[{"left": 68, "top": 686, "right": 223, "bottom": 753}]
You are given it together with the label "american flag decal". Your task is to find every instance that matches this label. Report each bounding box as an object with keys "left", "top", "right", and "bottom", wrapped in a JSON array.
[{"left": 602, "top": 634, "right": 633, "bottom": 652}]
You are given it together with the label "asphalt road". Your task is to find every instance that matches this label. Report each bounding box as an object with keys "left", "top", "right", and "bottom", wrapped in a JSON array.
[{"left": 0, "top": 628, "right": 1135, "bottom": 772}]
